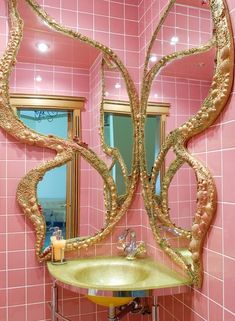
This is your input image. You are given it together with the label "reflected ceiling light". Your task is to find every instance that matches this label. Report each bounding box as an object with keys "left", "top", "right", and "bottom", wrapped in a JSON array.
[
  {"left": 150, "top": 54, "right": 157, "bottom": 63},
  {"left": 154, "top": 93, "right": 158, "bottom": 98},
  {"left": 36, "top": 42, "right": 49, "bottom": 53},
  {"left": 170, "top": 36, "right": 179, "bottom": 45},
  {"left": 35, "top": 75, "right": 42, "bottom": 82},
  {"left": 104, "top": 91, "right": 109, "bottom": 97},
  {"left": 115, "top": 83, "right": 121, "bottom": 89}
]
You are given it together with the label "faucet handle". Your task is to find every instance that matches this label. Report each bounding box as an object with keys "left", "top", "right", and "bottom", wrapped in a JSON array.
[
  {"left": 117, "top": 228, "right": 129, "bottom": 251},
  {"left": 118, "top": 228, "right": 130, "bottom": 242}
]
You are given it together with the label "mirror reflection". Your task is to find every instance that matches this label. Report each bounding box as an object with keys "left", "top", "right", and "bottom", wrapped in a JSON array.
[
  {"left": 147, "top": 0, "right": 215, "bottom": 230},
  {"left": 11, "top": 1, "right": 117, "bottom": 242},
  {"left": 18, "top": 108, "right": 70, "bottom": 246}
]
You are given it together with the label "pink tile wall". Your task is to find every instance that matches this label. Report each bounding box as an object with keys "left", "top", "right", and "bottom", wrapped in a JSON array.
[
  {"left": 2, "top": 0, "right": 235, "bottom": 320},
  {"left": 1, "top": 2, "right": 144, "bottom": 321},
  {"left": 138, "top": 0, "right": 235, "bottom": 320}
]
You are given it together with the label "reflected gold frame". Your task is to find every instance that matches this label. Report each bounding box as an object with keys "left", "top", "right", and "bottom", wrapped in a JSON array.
[
  {"left": 0, "top": 0, "right": 233, "bottom": 286},
  {"left": 10, "top": 93, "right": 84, "bottom": 238}
]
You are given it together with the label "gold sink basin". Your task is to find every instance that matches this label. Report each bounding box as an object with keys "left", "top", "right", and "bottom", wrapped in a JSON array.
[
  {"left": 47, "top": 256, "right": 191, "bottom": 307},
  {"left": 74, "top": 260, "right": 149, "bottom": 287}
]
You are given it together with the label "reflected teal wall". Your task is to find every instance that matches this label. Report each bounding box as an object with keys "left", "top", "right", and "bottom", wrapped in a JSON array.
[
  {"left": 145, "top": 115, "right": 161, "bottom": 194},
  {"left": 104, "top": 113, "right": 161, "bottom": 195},
  {"left": 19, "top": 110, "right": 69, "bottom": 199}
]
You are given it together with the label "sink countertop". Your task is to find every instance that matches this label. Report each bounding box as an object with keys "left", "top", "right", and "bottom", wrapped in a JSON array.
[{"left": 47, "top": 256, "right": 192, "bottom": 296}]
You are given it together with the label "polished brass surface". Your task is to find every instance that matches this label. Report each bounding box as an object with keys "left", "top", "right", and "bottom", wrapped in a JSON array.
[
  {"left": 1, "top": 0, "right": 234, "bottom": 287},
  {"left": 47, "top": 256, "right": 191, "bottom": 292}
]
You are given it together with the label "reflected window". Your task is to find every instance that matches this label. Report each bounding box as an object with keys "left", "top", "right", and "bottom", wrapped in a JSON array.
[
  {"left": 11, "top": 94, "right": 84, "bottom": 248},
  {"left": 18, "top": 109, "right": 70, "bottom": 247},
  {"left": 103, "top": 100, "right": 169, "bottom": 196}
]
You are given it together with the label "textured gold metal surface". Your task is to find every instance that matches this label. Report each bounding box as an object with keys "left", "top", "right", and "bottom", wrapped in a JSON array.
[
  {"left": 47, "top": 256, "right": 191, "bottom": 291},
  {"left": 1, "top": 0, "right": 234, "bottom": 287}
]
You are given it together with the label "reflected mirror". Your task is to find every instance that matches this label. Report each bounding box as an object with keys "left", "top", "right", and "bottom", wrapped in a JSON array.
[
  {"left": 146, "top": 0, "right": 216, "bottom": 231},
  {"left": 10, "top": 1, "right": 122, "bottom": 243}
]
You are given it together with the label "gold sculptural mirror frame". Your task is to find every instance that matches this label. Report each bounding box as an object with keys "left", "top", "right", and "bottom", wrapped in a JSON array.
[{"left": 0, "top": 0, "right": 234, "bottom": 287}]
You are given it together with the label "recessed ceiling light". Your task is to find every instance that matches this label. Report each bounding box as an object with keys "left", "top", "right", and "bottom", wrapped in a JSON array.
[
  {"left": 170, "top": 36, "right": 179, "bottom": 45},
  {"left": 115, "top": 83, "right": 121, "bottom": 89},
  {"left": 150, "top": 54, "right": 157, "bottom": 63},
  {"left": 36, "top": 42, "right": 49, "bottom": 53},
  {"left": 35, "top": 75, "right": 42, "bottom": 82}
]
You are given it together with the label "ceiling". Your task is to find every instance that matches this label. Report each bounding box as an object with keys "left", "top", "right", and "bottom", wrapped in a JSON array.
[
  {"left": 17, "top": 1, "right": 100, "bottom": 69},
  {"left": 17, "top": 1, "right": 213, "bottom": 81}
]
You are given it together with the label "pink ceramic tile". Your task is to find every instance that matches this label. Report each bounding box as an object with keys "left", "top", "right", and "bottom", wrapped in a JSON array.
[
  {"left": 207, "top": 226, "right": 222, "bottom": 253},
  {"left": 224, "top": 203, "right": 235, "bottom": 258},
  {"left": 207, "top": 251, "right": 223, "bottom": 280},
  {"left": 224, "top": 310, "right": 235, "bottom": 321},
  {"left": 208, "top": 275, "right": 223, "bottom": 305},
  {"left": 27, "top": 267, "right": 45, "bottom": 286},
  {"left": 7, "top": 233, "right": 25, "bottom": 251},
  {"left": 8, "top": 269, "right": 25, "bottom": 287},
  {"left": 27, "top": 303, "right": 45, "bottom": 321},
  {"left": 8, "top": 251, "right": 25, "bottom": 269},
  {"left": 223, "top": 149, "right": 235, "bottom": 202},
  {"left": 27, "top": 285, "right": 45, "bottom": 303},
  {"left": 224, "top": 257, "right": 235, "bottom": 314},
  {"left": 8, "top": 306, "right": 26, "bottom": 321},
  {"left": 7, "top": 214, "right": 25, "bottom": 233},
  {"left": 7, "top": 161, "right": 25, "bottom": 178},
  {"left": 8, "top": 287, "right": 26, "bottom": 306}
]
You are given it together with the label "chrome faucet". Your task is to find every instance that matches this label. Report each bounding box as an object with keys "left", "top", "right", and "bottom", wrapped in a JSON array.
[{"left": 117, "top": 228, "right": 146, "bottom": 260}]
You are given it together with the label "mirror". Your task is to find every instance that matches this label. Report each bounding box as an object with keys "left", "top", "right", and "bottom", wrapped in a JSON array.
[
  {"left": 147, "top": 0, "right": 216, "bottom": 231},
  {"left": 1, "top": 0, "right": 233, "bottom": 286}
]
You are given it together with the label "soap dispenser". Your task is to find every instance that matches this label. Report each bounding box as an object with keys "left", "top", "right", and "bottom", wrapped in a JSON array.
[{"left": 50, "top": 227, "right": 66, "bottom": 264}]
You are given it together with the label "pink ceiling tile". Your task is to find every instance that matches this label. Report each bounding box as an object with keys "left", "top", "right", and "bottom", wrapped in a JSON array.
[
  {"left": 110, "top": 17, "right": 124, "bottom": 34},
  {"left": 61, "top": 10, "right": 77, "bottom": 29},
  {"left": 95, "top": 15, "right": 109, "bottom": 32},
  {"left": 61, "top": 0, "right": 77, "bottom": 11},
  {"left": 94, "top": 0, "right": 109, "bottom": 16},
  {"left": 125, "top": 20, "right": 138, "bottom": 36},
  {"left": 125, "top": 5, "right": 138, "bottom": 21},
  {"left": 110, "top": 2, "right": 124, "bottom": 19}
]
